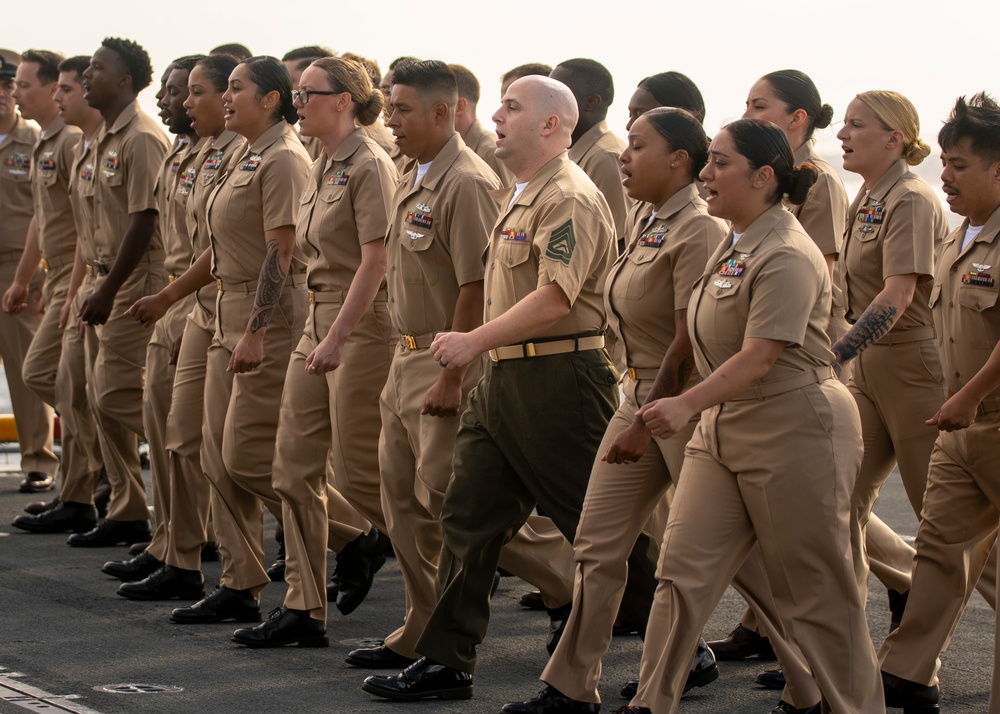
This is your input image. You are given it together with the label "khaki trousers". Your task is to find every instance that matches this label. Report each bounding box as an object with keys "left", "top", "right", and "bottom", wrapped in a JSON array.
[
  {"left": 162, "top": 304, "right": 216, "bottom": 571},
  {"left": 143, "top": 294, "right": 195, "bottom": 562},
  {"left": 0, "top": 257, "right": 57, "bottom": 476},
  {"left": 634, "top": 381, "right": 883, "bottom": 714},
  {"left": 416, "top": 351, "right": 618, "bottom": 673},
  {"left": 879, "top": 410, "right": 1000, "bottom": 690},
  {"left": 23, "top": 259, "right": 73, "bottom": 407},
  {"left": 87, "top": 259, "right": 166, "bottom": 521},
  {"left": 202, "top": 285, "right": 304, "bottom": 593},
  {"left": 541, "top": 375, "right": 694, "bottom": 704},
  {"left": 273, "top": 299, "right": 394, "bottom": 619},
  {"left": 55, "top": 282, "right": 103, "bottom": 503}
]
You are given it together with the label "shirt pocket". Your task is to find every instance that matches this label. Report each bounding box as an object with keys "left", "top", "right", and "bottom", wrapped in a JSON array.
[
  {"left": 846, "top": 222, "right": 883, "bottom": 279},
  {"left": 226, "top": 171, "right": 255, "bottom": 222},
  {"left": 696, "top": 275, "right": 746, "bottom": 345},
  {"left": 402, "top": 230, "right": 439, "bottom": 286},
  {"left": 610, "top": 248, "right": 657, "bottom": 301},
  {"left": 318, "top": 188, "right": 347, "bottom": 235},
  {"left": 958, "top": 285, "right": 1000, "bottom": 349}
]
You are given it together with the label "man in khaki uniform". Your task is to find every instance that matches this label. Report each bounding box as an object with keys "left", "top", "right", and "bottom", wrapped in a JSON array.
[
  {"left": 68, "top": 37, "right": 169, "bottom": 547},
  {"left": 0, "top": 48, "right": 58, "bottom": 493},
  {"left": 549, "top": 58, "right": 629, "bottom": 242},
  {"left": 362, "top": 74, "right": 618, "bottom": 702},
  {"left": 449, "top": 64, "right": 511, "bottom": 185},
  {"left": 878, "top": 93, "right": 1000, "bottom": 713},
  {"left": 102, "top": 55, "right": 205, "bottom": 580},
  {"left": 348, "top": 62, "right": 575, "bottom": 672}
]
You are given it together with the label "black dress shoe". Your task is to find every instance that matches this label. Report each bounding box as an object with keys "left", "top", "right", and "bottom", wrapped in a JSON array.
[
  {"left": 546, "top": 603, "right": 571, "bottom": 655},
  {"left": 881, "top": 670, "right": 940, "bottom": 712},
  {"left": 102, "top": 550, "right": 163, "bottom": 581},
  {"left": 612, "top": 613, "right": 639, "bottom": 637},
  {"left": 128, "top": 541, "right": 149, "bottom": 556},
  {"left": 12, "top": 501, "right": 97, "bottom": 534},
  {"left": 756, "top": 668, "right": 785, "bottom": 690},
  {"left": 361, "top": 657, "right": 473, "bottom": 701},
  {"left": 232, "top": 607, "right": 329, "bottom": 648},
  {"left": 888, "top": 588, "right": 909, "bottom": 633},
  {"left": 619, "top": 640, "right": 718, "bottom": 700},
  {"left": 771, "top": 700, "right": 821, "bottom": 714},
  {"left": 502, "top": 685, "right": 599, "bottom": 712},
  {"left": 345, "top": 644, "right": 417, "bottom": 669},
  {"left": 610, "top": 707, "right": 651, "bottom": 714},
  {"left": 327, "top": 561, "right": 339, "bottom": 599},
  {"left": 23, "top": 496, "right": 59, "bottom": 515},
  {"left": 706, "top": 624, "right": 776, "bottom": 660},
  {"left": 335, "top": 528, "right": 386, "bottom": 615},
  {"left": 520, "top": 589, "right": 546, "bottom": 610},
  {"left": 118, "top": 565, "right": 205, "bottom": 601},
  {"left": 170, "top": 586, "right": 261, "bottom": 624},
  {"left": 201, "top": 541, "right": 220, "bottom": 562},
  {"left": 93, "top": 470, "right": 110, "bottom": 519},
  {"left": 66, "top": 519, "right": 151, "bottom": 547},
  {"left": 19, "top": 471, "right": 55, "bottom": 493}
]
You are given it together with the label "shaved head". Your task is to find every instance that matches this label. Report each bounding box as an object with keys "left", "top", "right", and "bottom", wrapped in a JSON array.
[{"left": 509, "top": 75, "right": 578, "bottom": 138}]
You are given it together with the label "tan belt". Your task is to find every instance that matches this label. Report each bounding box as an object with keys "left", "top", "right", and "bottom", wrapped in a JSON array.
[
  {"left": 489, "top": 334, "right": 605, "bottom": 362},
  {"left": 874, "top": 325, "right": 935, "bottom": 346},
  {"left": 732, "top": 366, "right": 836, "bottom": 401},
  {"left": 216, "top": 278, "right": 256, "bottom": 294},
  {"left": 308, "top": 288, "right": 343, "bottom": 304},
  {"left": 400, "top": 333, "right": 436, "bottom": 350},
  {"left": 626, "top": 366, "right": 659, "bottom": 381},
  {"left": 978, "top": 396, "right": 1000, "bottom": 414},
  {"left": 40, "top": 254, "right": 72, "bottom": 272}
]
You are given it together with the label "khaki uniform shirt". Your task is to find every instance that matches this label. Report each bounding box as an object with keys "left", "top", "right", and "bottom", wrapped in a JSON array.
[
  {"left": 606, "top": 183, "right": 725, "bottom": 373},
  {"left": 464, "top": 119, "right": 510, "bottom": 185},
  {"left": 841, "top": 158, "right": 947, "bottom": 333},
  {"left": 689, "top": 203, "right": 834, "bottom": 382},
  {"left": 156, "top": 135, "right": 203, "bottom": 276},
  {"left": 931, "top": 205, "right": 1000, "bottom": 397},
  {"left": 296, "top": 128, "right": 397, "bottom": 294},
  {"left": 385, "top": 132, "right": 500, "bottom": 337},
  {"left": 0, "top": 116, "right": 39, "bottom": 253},
  {"left": 69, "top": 134, "right": 100, "bottom": 264},
  {"left": 568, "top": 120, "right": 628, "bottom": 241},
  {"left": 485, "top": 153, "right": 615, "bottom": 337},
  {"left": 206, "top": 120, "right": 311, "bottom": 283},
  {"left": 91, "top": 101, "right": 170, "bottom": 262},
  {"left": 31, "top": 116, "right": 82, "bottom": 261}
]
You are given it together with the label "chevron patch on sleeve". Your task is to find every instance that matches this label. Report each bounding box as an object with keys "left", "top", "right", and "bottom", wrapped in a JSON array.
[{"left": 545, "top": 219, "right": 576, "bottom": 266}]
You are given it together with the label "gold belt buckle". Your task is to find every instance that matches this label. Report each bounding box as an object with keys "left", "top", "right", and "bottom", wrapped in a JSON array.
[
  {"left": 627, "top": 367, "right": 636, "bottom": 379},
  {"left": 85, "top": 264, "right": 95, "bottom": 277},
  {"left": 168, "top": 273, "right": 177, "bottom": 283},
  {"left": 41, "top": 258, "right": 50, "bottom": 272},
  {"left": 403, "top": 334, "right": 417, "bottom": 350},
  {"left": 308, "top": 290, "right": 316, "bottom": 304},
  {"left": 488, "top": 348, "right": 499, "bottom": 362},
  {"left": 215, "top": 278, "right": 223, "bottom": 291}
]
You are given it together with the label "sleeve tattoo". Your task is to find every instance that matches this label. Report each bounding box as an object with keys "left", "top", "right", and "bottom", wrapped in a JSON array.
[
  {"left": 248, "top": 241, "right": 286, "bottom": 335},
  {"left": 831, "top": 300, "right": 898, "bottom": 365}
]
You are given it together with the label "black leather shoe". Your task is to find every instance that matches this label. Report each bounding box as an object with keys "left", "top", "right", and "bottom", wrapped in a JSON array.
[
  {"left": 361, "top": 657, "right": 473, "bottom": 701},
  {"left": 102, "top": 550, "right": 163, "bottom": 581},
  {"left": 612, "top": 613, "right": 639, "bottom": 637},
  {"left": 118, "top": 565, "right": 205, "bottom": 601},
  {"left": 520, "top": 589, "right": 546, "bottom": 610},
  {"left": 128, "top": 541, "right": 149, "bottom": 556},
  {"left": 706, "top": 624, "right": 776, "bottom": 660},
  {"left": 93, "top": 471, "right": 110, "bottom": 519},
  {"left": 610, "top": 707, "right": 650, "bottom": 714},
  {"left": 346, "top": 644, "right": 417, "bottom": 669},
  {"left": 170, "top": 586, "right": 260, "bottom": 624},
  {"left": 771, "top": 700, "right": 821, "bottom": 714},
  {"left": 12, "top": 501, "right": 97, "bottom": 534},
  {"left": 19, "top": 471, "right": 54, "bottom": 493},
  {"left": 882, "top": 670, "right": 940, "bottom": 711},
  {"left": 201, "top": 541, "right": 220, "bottom": 562},
  {"left": 23, "top": 496, "right": 59, "bottom": 515},
  {"left": 546, "top": 603, "right": 571, "bottom": 655},
  {"left": 756, "top": 669, "right": 785, "bottom": 690},
  {"left": 502, "top": 685, "right": 599, "bottom": 712},
  {"left": 620, "top": 640, "right": 718, "bottom": 700},
  {"left": 232, "top": 607, "right": 329, "bottom": 648},
  {"left": 66, "top": 519, "right": 151, "bottom": 547},
  {"left": 336, "top": 528, "right": 386, "bottom": 615},
  {"left": 327, "top": 561, "right": 339, "bottom": 599},
  {"left": 888, "top": 588, "right": 909, "bottom": 633}
]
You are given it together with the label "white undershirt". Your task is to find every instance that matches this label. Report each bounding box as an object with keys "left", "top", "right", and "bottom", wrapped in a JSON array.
[
  {"left": 508, "top": 181, "right": 529, "bottom": 208},
  {"left": 413, "top": 161, "right": 431, "bottom": 187},
  {"left": 643, "top": 211, "right": 658, "bottom": 231},
  {"left": 0, "top": 134, "right": 8, "bottom": 145},
  {"left": 730, "top": 231, "right": 745, "bottom": 249},
  {"left": 961, "top": 224, "right": 985, "bottom": 253}
]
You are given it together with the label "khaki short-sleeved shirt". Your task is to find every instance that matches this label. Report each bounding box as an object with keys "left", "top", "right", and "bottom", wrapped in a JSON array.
[
  {"left": 92, "top": 102, "right": 169, "bottom": 261},
  {"left": 464, "top": 119, "right": 511, "bottom": 185},
  {"left": 931, "top": 205, "right": 1000, "bottom": 397},
  {"left": 606, "top": 183, "right": 726, "bottom": 371},
  {"left": 31, "top": 116, "right": 82, "bottom": 261},
  {"left": 689, "top": 203, "right": 834, "bottom": 382},
  {"left": 186, "top": 130, "right": 243, "bottom": 258},
  {"left": 485, "top": 153, "right": 615, "bottom": 338},
  {"left": 841, "top": 159, "right": 947, "bottom": 332},
  {"left": 385, "top": 132, "right": 500, "bottom": 336},
  {"left": 568, "top": 120, "right": 629, "bottom": 241},
  {"left": 0, "top": 117, "right": 38, "bottom": 253},
  {"left": 156, "top": 135, "right": 203, "bottom": 275},
  {"left": 206, "top": 121, "right": 311, "bottom": 284},
  {"left": 69, "top": 134, "right": 100, "bottom": 264},
  {"left": 296, "top": 128, "right": 397, "bottom": 294}
]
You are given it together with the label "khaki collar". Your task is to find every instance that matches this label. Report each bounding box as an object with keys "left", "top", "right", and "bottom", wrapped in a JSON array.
[
  {"left": 866, "top": 159, "right": 909, "bottom": 202},
  {"left": 569, "top": 120, "right": 609, "bottom": 161},
  {"left": 248, "top": 120, "right": 292, "bottom": 155}
]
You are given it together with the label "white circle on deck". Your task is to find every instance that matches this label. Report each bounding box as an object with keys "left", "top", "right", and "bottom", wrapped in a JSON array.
[{"left": 94, "top": 683, "right": 184, "bottom": 694}]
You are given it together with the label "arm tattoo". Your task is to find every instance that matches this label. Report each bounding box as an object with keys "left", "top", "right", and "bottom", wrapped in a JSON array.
[
  {"left": 248, "top": 241, "right": 286, "bottom": 335},
  {"left": 831, "top": 300, "right": 898, "bottom": 365}
]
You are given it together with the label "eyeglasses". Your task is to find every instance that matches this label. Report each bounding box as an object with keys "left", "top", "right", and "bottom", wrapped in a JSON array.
[{"left": 291, "top": 88, "right": 341, "bottom": 105}]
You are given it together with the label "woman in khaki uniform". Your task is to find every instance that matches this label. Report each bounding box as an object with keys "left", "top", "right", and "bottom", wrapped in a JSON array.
[
  {"left": 625, "top": 71, "right": 706, "bottom": 130},
  {"left": 622, "top": 119, "right": 881, "bottom": 714},
  {"left": 505, "top": 108, "right": 726, "bottom": 712},
  {"left": 129, "top": 56, "right": 311, "bottom": 623},
  {"left": 231, "top": 57, "right": 397, "bottom": 646}
]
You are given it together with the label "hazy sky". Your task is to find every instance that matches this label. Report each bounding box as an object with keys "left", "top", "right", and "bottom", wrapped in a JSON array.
[{"left": 10, "top": 0, "right": 997, "bottom": 221}]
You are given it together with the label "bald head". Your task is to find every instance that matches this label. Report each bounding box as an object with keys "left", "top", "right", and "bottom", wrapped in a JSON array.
[{"left": 509, "top": 75, "right": 578, "bottom": 140}]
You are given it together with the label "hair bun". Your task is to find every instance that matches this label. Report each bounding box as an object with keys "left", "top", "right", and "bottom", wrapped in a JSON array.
[
  {"left": 816, "top": 104, "right": 834, "bottom": 129},
  {"left": 904, "top": 138, "right": 931, "bottom": 166},
  {"left": 786, "top": 161, "right": 819, "bottom": 205}
]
